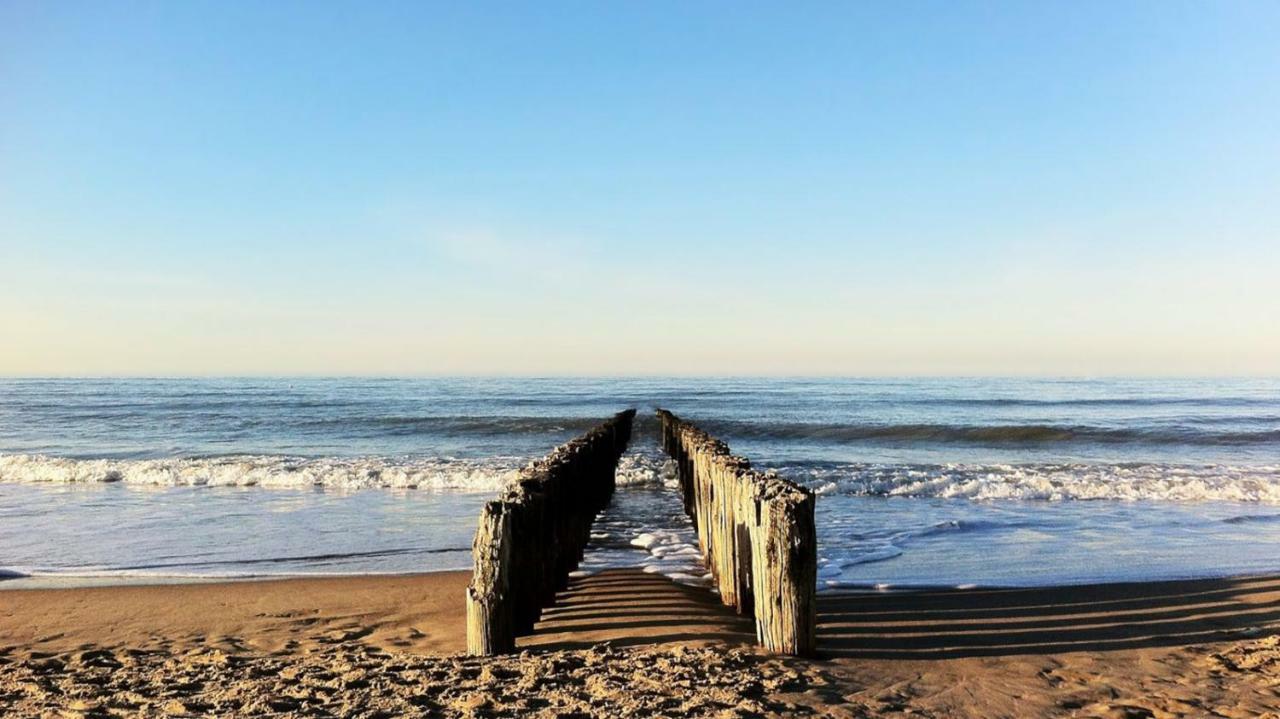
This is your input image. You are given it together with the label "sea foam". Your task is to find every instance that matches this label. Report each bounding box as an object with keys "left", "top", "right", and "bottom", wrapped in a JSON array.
[
  {"left": 0, "top": 453, "right": 522, "bottom": 491},
  {"left": 795, "top": 462, "right": 1280, "bottom": 503},
  {"left": 0, "top": 449, "right": 678, "bottom": 492},
  {"left": 6, "top": 452, "right": 1279, "bottom": 503}
]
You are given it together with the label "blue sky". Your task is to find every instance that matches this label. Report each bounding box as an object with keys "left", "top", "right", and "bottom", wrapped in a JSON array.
[{"left": 2, "top": 2, "right": 1277, "bottom": 375}]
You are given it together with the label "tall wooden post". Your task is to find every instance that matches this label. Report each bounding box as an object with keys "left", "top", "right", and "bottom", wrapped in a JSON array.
[
  {"left": 655, "top": 409, "right": 817, "bottom": 657},
  {"left": 466, "top": 501, "right": 514, "bottom": 655},
  {"left": 465, "top": 410, "right": 635, "bottom": 656},
  {"left": 750, "top": 481, "right": 817, "bottom": 656}
]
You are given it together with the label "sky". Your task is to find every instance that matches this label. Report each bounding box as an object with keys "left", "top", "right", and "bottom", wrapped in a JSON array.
[{"left": 1, "top": 2, "right": 1278, "bottom": 376}]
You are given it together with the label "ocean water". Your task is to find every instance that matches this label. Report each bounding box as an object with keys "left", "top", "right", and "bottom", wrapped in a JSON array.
[{"left": 1, "top": 377, "right": 1277, "bottom": 589}]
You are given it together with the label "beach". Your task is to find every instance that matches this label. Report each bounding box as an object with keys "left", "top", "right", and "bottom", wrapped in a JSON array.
[
  {"left": 4, "top": 569, "right": 1280, "bottom": 717},
  {"left": 4, "top": 378, "right": 1280, "bottom": 716}
]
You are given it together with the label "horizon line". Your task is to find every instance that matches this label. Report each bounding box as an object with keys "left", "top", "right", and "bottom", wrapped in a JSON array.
[{"left": 2, "top": 373, "right": 1276, "bottom": 381}]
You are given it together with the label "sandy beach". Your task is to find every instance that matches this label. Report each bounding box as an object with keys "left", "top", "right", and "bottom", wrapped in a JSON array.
[{"left": 4, "top": 569, "right": 1280, "bottom": 717}]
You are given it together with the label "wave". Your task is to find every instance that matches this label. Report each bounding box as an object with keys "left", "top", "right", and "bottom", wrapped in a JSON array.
[
  {"left": 913, "top": 518, "right": 1032, "bottom": 537},
  {"left": 287, "top": 415, "right": 616, "bottom": 437},
  {"left": 1221, "top": 513, "right": 1280, "bottom": 525},
  {"left": 792, "top": 462, "right": 1280, "bottom": 502},
  {"left": 0, "top": 450, "right": 675, "bottom": 491},
  {"left": 704, "top": 420, "right": 1280, "bottom": 445},
  {"left": 69, "top": 546, "right": 470, "bottom": 573},
  {"left": 896, "top": 397, "right": 1270, "bottom": 408},
  {"left": 6, "top": 414, "right": 627, "bottom": 437},
  {"left": 7, "top": 453, "right": 1278, "bottom": 504},
  {"left": 829, "top": 546, "right": 904, "bottom": 567},
  {"left": 613, "top": 449, "right": 679, "bottom": 488},
  {"left": 0, "top": 453, "right": 524, "bottom": 490}
]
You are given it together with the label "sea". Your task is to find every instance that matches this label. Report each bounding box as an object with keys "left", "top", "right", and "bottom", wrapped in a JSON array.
[{"left": 1, "top": 377, "right": 1277, "bottom": 591}]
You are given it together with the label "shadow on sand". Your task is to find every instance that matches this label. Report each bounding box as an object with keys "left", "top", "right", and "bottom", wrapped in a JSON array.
[
  {"left": 521, "top": 569, "right": 755, "bottom": 651},
  {"left": 525, "top": 570, "right": 1280, "bottom": 659},
  {"left": 818, "top": 575, "right": 1280, "bottom": 659}
]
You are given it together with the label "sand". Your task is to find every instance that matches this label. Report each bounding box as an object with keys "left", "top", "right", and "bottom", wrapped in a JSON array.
[{"left": 3, "top": 570, "right": 1280, "bottom": 718}]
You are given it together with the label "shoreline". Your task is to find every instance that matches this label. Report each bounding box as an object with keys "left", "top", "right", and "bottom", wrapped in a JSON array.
[
  {"left": 3, "top": 569, "right": 1280, "bottom": 716},
  {"left": 12, "top": 475, "right": 1280, "bottom": 591},
  {"left": 0, "top": 568, "right": 476, "bottom": 592},
  {"left": 7, "top": 565, "right": 1280, "bottom": 594}
]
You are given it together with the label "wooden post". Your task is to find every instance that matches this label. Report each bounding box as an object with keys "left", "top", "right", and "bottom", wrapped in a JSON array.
[
  {"left": 711, "top": 455, "right": 739, "bottom": 609},
  {"left": 654, "top": 410, "right": 817, "bottom": 656},
  {"left": 729, "top": 462, "right": 755, "bottom": 615},
  {"left": 465, "top": 410, "right": 635, "bottom": 655},
  {"left": 503, "top": 481, "right": 547, "bottom": 633},
  {"left": 466, "top": 501, "right": 514, "bottom": 656},
  {"left": 749, "top": 479, "right": 817, "bottom": 656}
]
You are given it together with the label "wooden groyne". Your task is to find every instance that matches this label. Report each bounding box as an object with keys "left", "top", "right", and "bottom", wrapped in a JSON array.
[
  {"left": 656, "top": 409, "right": 817, "bottom": 656},
  {"left": 466, "top": 410, "right": 635, "bottom": 655}
]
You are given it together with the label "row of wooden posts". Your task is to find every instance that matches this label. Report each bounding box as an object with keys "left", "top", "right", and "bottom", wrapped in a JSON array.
[
  {"left": 657, "top": 409, "right": 817, "bottom": 656},
  {"left": 465, "top": 408, "right": 816, "bottom": 657},
  {"left": 465, "top": 409, "right": 635, "bottom": 656}
]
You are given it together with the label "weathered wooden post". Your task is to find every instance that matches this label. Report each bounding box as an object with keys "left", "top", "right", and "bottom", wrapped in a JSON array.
[
  {"left": 729, "top": 461, "right": 756, "bottom": 615},
  {"left": 749, "top": 479, "right": 817, "bottom": 656},
  {"left": 466, "top": 410, "right": 635, "bottom": 656},
  {"left": 466, "top": 500, "right": 514, "bottom": 655},
  {"left": 654, "top": 410, "right": 817, "bottom": 656},
  {"left": 503, "top": 479, "right": 547, "bottom": 633}
]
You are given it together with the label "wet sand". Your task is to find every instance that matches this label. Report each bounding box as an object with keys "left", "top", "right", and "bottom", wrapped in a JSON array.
[{"left": 3, "top": 570, "right": 1280, "bottom": 717}]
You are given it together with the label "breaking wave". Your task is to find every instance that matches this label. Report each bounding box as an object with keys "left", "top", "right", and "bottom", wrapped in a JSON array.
[
  {"left": 0, "top": 453, "right": 523, "bottom": 490},
  {"left": 0, "top": 449, "right": 677, "bottom": 491},
  {"left": 789, "top": 462, "right": 1280, "bottom": 502},
  {"left": 297, "top": 415, "right": 611, "bottom": 436},
  {"left": 612, "top": 448, "right": 679, "bottom": 488}
]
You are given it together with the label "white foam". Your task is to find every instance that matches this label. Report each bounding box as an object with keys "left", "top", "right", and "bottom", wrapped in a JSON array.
[
  {"left": 626, "top": 527, "right": 711, "bottom": 586},
  {"left": 0, "top": 431, "right": 673, "bottom": 492},
  {"left": 0, "top": 453, "right": 521, "bottom": 491},
  {"left": 796, "top": 462, "right": 1280, "bottom": 503},
  {"left": 630, "top": 532, "right": 661, "bottom": 550},
  {"left": 577, "top": 454, "right": 714, "bottom": 588},
  {"left": 614, "top": 450, "right": 679, "bottom": 488}
]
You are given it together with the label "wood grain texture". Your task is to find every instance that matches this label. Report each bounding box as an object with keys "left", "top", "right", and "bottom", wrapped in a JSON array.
[{"left": 657, "top": 409, "right": 816, "bottom": 655}]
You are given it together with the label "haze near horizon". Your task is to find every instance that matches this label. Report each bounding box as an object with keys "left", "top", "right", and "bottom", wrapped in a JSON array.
[{"left": 2, "top": 2, "right": 1277, "bottom": 376}]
